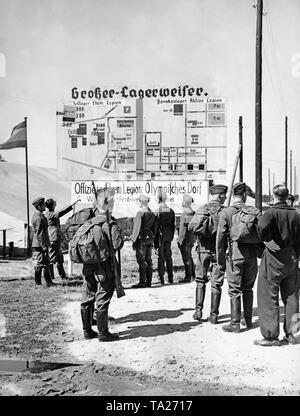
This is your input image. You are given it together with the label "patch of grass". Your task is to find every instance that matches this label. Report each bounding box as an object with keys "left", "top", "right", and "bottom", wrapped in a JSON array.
[{"left": 0, "top": 281, "right": 80, "bottom": 360}]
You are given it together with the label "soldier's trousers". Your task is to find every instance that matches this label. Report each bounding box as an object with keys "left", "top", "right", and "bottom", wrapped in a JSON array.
[
  {"left": 135, "top": 240, "right": 153, "bottom": 285},
  {"left": 32, "top": 248, "right": 50, "bottom": 272},
  {"left": 195, "top": 251, "right": 225, "bottom": 293},
  {"left": 226, "top": 257, "right": 257, "bottom": 322},
  {"left": 49, "top": 241, "right": 64, "bottom": 264},
  {"left": 257, "top": 269, "right": 299, "bottom": 340},
  {"left": 179, "top": 241, "right": 195, "bottom": 280},
  {"left": 49, "top": 241, "right": 66, "bottom": 279},
  {"left": 158, "top": 241, "right": 173, "bottom": 280},
  {"left": 81, "top": 261, "right": 115, "bottom": 332}
]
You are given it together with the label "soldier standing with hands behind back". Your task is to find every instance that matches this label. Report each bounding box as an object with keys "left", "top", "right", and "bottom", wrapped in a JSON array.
[
  {"left": 131, "top": 195, "right": 157, "bottom": 288},
  {"left": 31, "top": 197, "right": 55, "bottom": 287},
  {"left": 178, "top": 194, "right": 196, "bottom": 283},
  {"left": 154, "top": 190, "right": 175, "bottom": 285},
  {"left": 254, "top": 185, "right": 300, "bottom": 346}
]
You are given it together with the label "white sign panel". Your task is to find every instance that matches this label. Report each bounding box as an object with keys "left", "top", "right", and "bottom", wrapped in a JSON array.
[{"left": 71, "top": 180, "right": 209, "bottom": 217}]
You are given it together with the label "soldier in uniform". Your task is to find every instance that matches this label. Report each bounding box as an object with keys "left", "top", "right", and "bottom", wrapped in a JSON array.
[
  {"left": 154, "top": 190, "right": 175, "bottom": 285},
  {"left": 80, "top": 187, "right": 124, "bottom": 341},
  {"left": 45, "top": 198, "right": 79, "bottom": 281},
  {"left": 217, "top": 182, "right": 260, "bottom": 333},
  {"left": 31, "top": 197, "right": 55, "bottom": 287},
  {"left": 254, "top": 185, "right": 300, "bottom": 346},
  {"left": 178, "top": 194, "right": 196, "bottom": 283},
  {"left": 189, "top": 184, "right": 228, "bottom": 323},
  {"left": 132, "top": 195, "right": 157, "bottom": 288}
]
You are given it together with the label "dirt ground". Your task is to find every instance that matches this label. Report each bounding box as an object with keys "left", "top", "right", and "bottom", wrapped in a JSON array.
[{"left": 0, "top": 241, "right": 300, "bottom": 396}]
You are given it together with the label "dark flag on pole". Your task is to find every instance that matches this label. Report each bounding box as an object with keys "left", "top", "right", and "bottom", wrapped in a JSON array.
[{"left": 0, "top": 120, "right": 27, "bottom": 149}]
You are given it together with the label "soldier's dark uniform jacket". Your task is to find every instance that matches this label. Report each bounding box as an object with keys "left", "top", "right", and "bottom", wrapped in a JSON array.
[
  {"left": 154, "top": 203, "right": 175, "bottom": 284},
  {"left": 217, "top": 202, "right": 260, "bottom": 325},
  {"left": 81, "top": 213, "right": 124, "bottom": 336},
  {"left": 132, "top": 207, "right": 157, "bottom": 287},
  {"left": 31, "top": 210, "right": 51, "bottom": 284},
  {"left": 257, "top": 202, "right": 300, "bottom": 340},
  {"left": 45, "top": 205, "right": 73, "bottom": 243},
  {"left": 178, "top": 206, "right": 195, "bottom": 281},
  {"left": 32, "top": 211, "right": 50, "bottom": 250},
  {"left": 45, "top": 205, "right": 73, "bottom": 262}
]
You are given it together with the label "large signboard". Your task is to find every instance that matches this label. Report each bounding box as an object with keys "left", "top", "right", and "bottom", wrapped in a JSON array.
[
  {"left": 57, "top": 90, "right": 227, "bottom": 183},
  {"left": 71, "top": 180, "right": 209, "bottom": 217}
]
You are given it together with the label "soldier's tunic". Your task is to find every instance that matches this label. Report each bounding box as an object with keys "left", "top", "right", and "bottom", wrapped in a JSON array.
[
  {"left": 81, "top": 214, "right": 124, "bottom": 333},
  {"left": 45, "top": 205, "right": 73, "bottom": 265},
  {"left": 217, "top": 203, "right": 259, "bottom": 323},
  {"left": 257, "top": 202, "right": 300, "bottom": 340},
  {"left": 132, "top": 207, "right": 157, "bottom": 286},
  {"left": 154, "top": 203, "right": 175, "bottom": 283},
  {"left": 31, "top": 211, "right": 50, "bottom": 274},
  {"left": 191, "top": 201, "right": 225, "bottom": 293},
  {"left": 178, "top": 207, "right": 195, "bottom": 281}
]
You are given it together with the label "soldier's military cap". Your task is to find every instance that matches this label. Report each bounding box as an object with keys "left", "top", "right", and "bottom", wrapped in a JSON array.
[
  {"left": 182, "top": 194, "right": 194, "bottom": 204},
  {"left": 32, "top": 197, "right": 45, "bottom": 207},
  {"left": 232, "top": 182, "right": 247, "bottom": 195},
  {"left": 209, "top": 184, "right": 228, "bottom": 195},
  {"left": 139, "top": 194, "right": 150, "bottom": 203}
]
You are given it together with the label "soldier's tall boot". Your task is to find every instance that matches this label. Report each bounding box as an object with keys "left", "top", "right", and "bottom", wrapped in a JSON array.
[
  {"left": 49, "top": 264, "right": 55, "bottom": 280},
  {"left": 222, "top": 297, "right": 241, "bottom": 333},
  {"left": 97, "top": 310, "right": 119, "bottom": 342},
  {"left": 81, "top": 306, "right": 98, "bottom": 340},
  {"left": 242, "top": 291, "right": 253, "bottom": 328},
  {"left": 57, "top": 263, "right": 67, "bottom": 281},
  {"left": 208, "top": 292, "right": 221, "bottom": 324},
  {"left": 43, "top": 266, "right": 56, "bottom": 287},
  {"left": 193, "top": 284, "right": 206, "bottom": 322},
  {"left": 34, "top": 269, "right": 42, "bottom": 286},
  {"left": 146, "top": 268, "right": 153, "bottom": 287},
  {"left": 132, "top": 269, "right": 147, "bottom": 288}
]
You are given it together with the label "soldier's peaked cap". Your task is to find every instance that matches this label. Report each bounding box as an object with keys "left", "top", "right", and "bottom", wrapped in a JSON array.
[
  {"left": 32, "top": 197, "right": 45, "bottom": 207},
  {"left": 209, "top": 184, "right": 228, "bottom": 195},
  {"left": 232, "top": 182, "right": 247, "bottom": 195},
  {"left": 139, "top": 194, "right": 150, "bottom": 203}
]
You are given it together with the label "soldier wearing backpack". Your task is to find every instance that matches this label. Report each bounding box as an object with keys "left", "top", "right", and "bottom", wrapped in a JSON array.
[
  {"left": 189, "top": 184, "right": 228, "bottom": 323},
  {"left": 254, "top": 185, "right": 300, "bottom": 346},
  {"left": 217, "top": 182, "right": 262, "bottom": 333},
  {"left": 178, "top": 194, "right": 196, "bottom": 283},
  {"left": 131, "top": 195, "right": 158, "bottom": 288},
  {"left": 154, "top": 190, "right": 176, "bottom": 285},
  {"left": 74, "top": 187, "right": 124, "bottom": 341}
]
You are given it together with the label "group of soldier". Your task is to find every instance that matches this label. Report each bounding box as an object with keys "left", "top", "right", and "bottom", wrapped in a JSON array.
[
  {"left": 130, "top": 182, "right": 300, "bottom": 347},
  {"left": 30, "top": 181, "right": 300, "bottom": 346}
]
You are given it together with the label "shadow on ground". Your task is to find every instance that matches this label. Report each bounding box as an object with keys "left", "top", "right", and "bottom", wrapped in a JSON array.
[{"left": 119, "top": 321, "right": 199, "bottom": 340}]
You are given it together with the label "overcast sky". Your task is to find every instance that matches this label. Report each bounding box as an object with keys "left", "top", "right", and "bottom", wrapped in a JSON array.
[{"left": 0, "top": 0, "right": 299, "bottom": 193}]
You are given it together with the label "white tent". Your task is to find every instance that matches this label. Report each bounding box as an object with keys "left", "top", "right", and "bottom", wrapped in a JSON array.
[{"left": 0, "top": 211, "right": 25, "bottom": 248}]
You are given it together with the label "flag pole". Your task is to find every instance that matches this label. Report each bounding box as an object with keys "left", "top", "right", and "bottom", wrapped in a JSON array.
[{"left": 24, "top": 117, "right": 30, "bottom": 257}]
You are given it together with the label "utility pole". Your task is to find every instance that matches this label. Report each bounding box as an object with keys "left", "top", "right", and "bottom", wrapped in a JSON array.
[
  {"left": 268, "top": 168, "right": 271, "bottom": 205},
  {"left": 290, "top": 150, "right": 292, "bottom": 192},
  {"left": 255, "top": 0, "right": 263, "bottom": 211},
  {"left": 239, "top": 116, "right": 243, "bottom": 182},
  {"left": 273, "top": 172, "right": 275, "bottom": 188},
  {"left": 285, "top": 116, "right": 288, "bottom": 185},
  {"left": 294, "top": 166, "right": 297, "bottom": 195}
]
